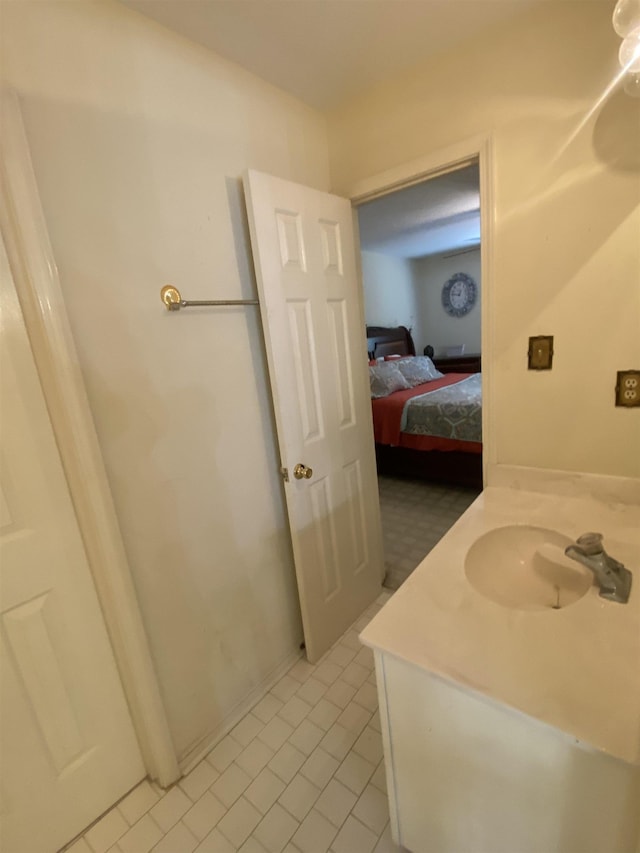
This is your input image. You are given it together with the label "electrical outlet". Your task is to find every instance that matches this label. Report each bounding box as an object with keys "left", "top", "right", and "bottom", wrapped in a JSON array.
[{"left": 615, "top": 370, "right": 640, "bottom": 407}]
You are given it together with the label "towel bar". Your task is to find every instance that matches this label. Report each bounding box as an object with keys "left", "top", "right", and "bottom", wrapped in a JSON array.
[{"left": 160, "top": 285, "right": 259, "bottom": 311}]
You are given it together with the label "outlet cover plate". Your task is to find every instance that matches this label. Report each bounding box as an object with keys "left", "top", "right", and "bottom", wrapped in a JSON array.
[{"left": 615, "top": 370, "right": 640, "bottom": 407}]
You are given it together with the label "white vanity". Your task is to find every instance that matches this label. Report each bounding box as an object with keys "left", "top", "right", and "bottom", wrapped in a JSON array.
[{"left": 360, "top": 468, "right": 640, "bottom": 853}]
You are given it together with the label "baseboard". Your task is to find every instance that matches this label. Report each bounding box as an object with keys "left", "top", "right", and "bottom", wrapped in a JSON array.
[{"left": 178, "top": 647, "right": 304, "bottom": 776}]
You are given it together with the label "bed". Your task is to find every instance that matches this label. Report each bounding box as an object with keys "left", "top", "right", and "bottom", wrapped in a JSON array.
[{"left": 366, "top": 326, "right": 482, "bottom": 488}]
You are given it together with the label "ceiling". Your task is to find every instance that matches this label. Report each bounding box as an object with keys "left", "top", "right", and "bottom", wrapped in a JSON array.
[
  {"left": 357, "top": 164, "right": 481, "bottom": 259},
  {"left": 118, "top": 2, "right": 520, "bottom": 255},
  {"left": 120, "top": 0, "right": 539, "bottom": 111}
]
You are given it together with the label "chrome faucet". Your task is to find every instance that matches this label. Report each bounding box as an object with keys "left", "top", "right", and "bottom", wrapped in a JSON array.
[{"left": 565, "top": 533, "right": 632, "bottom": 604}]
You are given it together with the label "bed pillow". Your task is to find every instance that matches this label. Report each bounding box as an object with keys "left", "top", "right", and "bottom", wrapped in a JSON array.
[
  {"left": 369, "top": 362, "right": 411, "bottom": 398},
  {"left": 397, "top": 355, "right": 444, "bottom": 387}
]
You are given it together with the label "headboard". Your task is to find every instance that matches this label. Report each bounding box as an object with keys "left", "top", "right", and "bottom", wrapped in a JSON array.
[{"left": 366, "top": 325, "right": 416, "bottom": 360}]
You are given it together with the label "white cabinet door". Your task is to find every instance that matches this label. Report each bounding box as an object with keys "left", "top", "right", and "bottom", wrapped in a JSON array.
[
  {"left": 244, "top": 170, "right": 384, "bottom": 662},
  {"left": 0, "top": 236, "right": 145, "bottom": 853}
]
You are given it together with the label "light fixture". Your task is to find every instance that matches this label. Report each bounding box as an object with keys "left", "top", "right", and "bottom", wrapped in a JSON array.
[
  {"left": 619, "top": 27, "right": 640, "bottom": 72},
  {"left": 613, "top": 0, "right": 640, "bottom": 95},
  {"left": 613, "top": 0, "right": 640, "bottom": 37}
]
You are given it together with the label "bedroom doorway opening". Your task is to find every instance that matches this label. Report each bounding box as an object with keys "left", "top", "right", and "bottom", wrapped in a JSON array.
[{"left": 354, "top": 158, "right": 485, "bottom": 590}]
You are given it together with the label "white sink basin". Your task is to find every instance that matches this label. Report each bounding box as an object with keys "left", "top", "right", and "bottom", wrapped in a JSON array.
[{"left": 465, "top": 525, "right": 593, "bottom": 611}]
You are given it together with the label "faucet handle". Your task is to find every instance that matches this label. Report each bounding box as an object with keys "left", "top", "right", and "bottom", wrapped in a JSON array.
[{"left": 575, "top": 532, "right": 604, "bottom": 555}]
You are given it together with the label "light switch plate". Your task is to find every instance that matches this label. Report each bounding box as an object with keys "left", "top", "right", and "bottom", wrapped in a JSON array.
[
  {"left": 528, "top": 335, "right": 554, "bottom": 370},
  {"left": 615, "top": 370, "right": 640, "bottom": 407}
]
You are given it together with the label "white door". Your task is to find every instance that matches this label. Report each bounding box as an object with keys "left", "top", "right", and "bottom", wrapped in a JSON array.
[
  {"left": 244, "top": 170, "right": 384, "bottom": 662},
  {"left": 0, "top": 235, "right": 145, "bottom": 853}
]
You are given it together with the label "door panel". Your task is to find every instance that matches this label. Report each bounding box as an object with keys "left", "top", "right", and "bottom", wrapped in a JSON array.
[
  {"left": 0, "top": 236, "right": 145, "bottom": 853},
  {"left": 244, "top": 170, "right": 384, "bottom": 662},
  {"left": 3, "top": 593, "right": 88, "bottom": 773},
  {"left": 327, "top": 298, "right": 356, "bottom": 427},
  {"left": 288, "top": 299, "right": 324, "bottom": 440}
]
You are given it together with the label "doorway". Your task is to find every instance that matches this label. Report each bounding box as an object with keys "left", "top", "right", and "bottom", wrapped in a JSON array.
[
  {"left": 351, "top": 153, "right": 490, "bottom": 589},
  {"left": 357, "top": 162, "right": 481, "bottom": 362}
]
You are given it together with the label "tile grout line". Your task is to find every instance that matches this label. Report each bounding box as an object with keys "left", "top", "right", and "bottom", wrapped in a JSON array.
[{"left": 83, "top": 588, "right": 396, "bottom": 853}]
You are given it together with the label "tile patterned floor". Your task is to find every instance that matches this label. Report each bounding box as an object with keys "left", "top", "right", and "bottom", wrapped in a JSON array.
[
  {"left": 378, "top": 475, "right": 480, "bottom": 590},
  {"left": 66, "top": 592, "right": 399, "bottom": 853}
]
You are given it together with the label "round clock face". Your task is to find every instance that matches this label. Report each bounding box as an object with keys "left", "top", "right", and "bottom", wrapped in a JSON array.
[{"left": 442, "top": 273, "right": 477, "bottom": 318}]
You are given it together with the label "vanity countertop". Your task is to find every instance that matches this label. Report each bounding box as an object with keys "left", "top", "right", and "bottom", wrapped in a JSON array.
[{"left": 360, "top": 470, "right": 640, "bottom": 766}]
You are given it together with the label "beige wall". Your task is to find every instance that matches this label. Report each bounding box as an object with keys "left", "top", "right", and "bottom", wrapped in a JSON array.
[
  {"left": 1, "top": 0, "right": 329, "bottom": 759},
  {"left": 329, "top": 2, "right": 640, "bottom": 478},
  {"left": 3, "top": 0, "right": 639, "bottom": 769},
  {"left": 412, "top": 249, "right": 481, "bottom": 357},
  {"left": 360, "top": 250, "right": 421, "bottom": 345}
]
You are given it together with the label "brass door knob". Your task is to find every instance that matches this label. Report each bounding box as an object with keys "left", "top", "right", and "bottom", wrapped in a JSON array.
[{"left": 293, "top": 463, "right": 313, "bottom": 480}]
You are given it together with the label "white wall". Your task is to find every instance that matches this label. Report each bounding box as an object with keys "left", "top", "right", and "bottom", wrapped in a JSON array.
[
  {"left": 411, "top": 249, "right": 481, "bottom": 356},
  {"left": 360, "top": 250, "right": 421, "bottom": 346},
  {"left": 1, "top": 0, "right": 329, "bottom": 760},
  {"left": 329, "top": 2, "right": 640, "bottom": 478}
]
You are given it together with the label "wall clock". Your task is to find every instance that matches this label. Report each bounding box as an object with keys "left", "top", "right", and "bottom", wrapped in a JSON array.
[{"left": 441, "top": 272, "right": 477, "bottom": 318}]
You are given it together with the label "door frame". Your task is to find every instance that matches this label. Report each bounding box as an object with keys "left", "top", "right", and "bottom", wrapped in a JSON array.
[
  {"left": 344, "top": 132, "right": 496, "bottom": 485},
  {"left": 0, "top": 90, "right": 180, "bottom": 788}
]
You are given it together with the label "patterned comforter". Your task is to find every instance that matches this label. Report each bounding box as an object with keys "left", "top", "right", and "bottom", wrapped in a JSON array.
[{"left": 399, "top": 374, "right": 482, "bottom": 442}]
